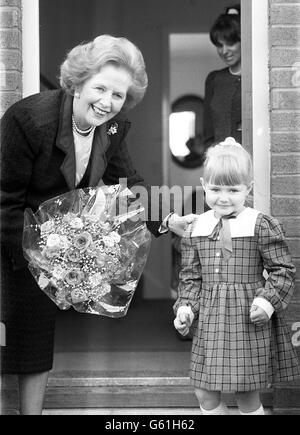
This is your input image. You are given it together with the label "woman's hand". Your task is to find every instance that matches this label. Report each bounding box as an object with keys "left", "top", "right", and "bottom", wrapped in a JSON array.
[
  {"left": 250, "top": 305, "right": 269, "bottom": 326},
  {"left": 174, "top": 312, "right": 191, "bottom": 336},
  {"left": 168, "top": 213, "right": 197, "bottom": 237}
]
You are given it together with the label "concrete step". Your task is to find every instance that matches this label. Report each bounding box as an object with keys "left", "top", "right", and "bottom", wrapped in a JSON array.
[{"left": 1, "top": 373, "right": 274, "bottom": 413}]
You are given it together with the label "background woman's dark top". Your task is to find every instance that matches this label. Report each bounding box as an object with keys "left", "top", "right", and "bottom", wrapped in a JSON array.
[{"left": 203, "top": 67, "right": 241, "bottom": 147}]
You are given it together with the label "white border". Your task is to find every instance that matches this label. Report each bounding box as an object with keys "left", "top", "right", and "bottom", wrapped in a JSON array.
[{"left": 22, "top": 0, "right": 40, "bottom": 97}]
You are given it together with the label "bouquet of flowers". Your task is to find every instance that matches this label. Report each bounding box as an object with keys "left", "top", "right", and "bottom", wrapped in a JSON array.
[{"left": 22, "top": 185, "right": 151, "bottom": 318}]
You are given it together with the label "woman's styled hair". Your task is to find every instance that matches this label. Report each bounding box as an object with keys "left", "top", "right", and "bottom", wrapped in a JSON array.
[
  {"left": 203, "top": 137, "right": 253, "bottom": 187},
  {"left": 210, "top": 4, "right": 241, "bottom": 47},
  {"left": 60, "top": 34, "right": 148, "bottom": 110}
]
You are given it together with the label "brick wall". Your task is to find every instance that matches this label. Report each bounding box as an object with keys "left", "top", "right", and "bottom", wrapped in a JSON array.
[
  {"left": 0, "top": 0, "right": 22, "bottom": 117},
  {"left": 270, "top": 0, "right": 300, "bottom": 413}
]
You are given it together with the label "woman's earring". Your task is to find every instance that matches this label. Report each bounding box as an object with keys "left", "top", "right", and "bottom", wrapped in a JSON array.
[{"left": 74, "top": 91, "right": 80, "bottom": 98}]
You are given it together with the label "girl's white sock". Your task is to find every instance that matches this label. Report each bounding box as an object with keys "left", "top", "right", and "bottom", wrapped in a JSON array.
[
  {"left": 200, "top": 402, "right": 229, "bottom": 415},
  {"left": 239, "top": 404, "right": 265, "bottom": 415}
]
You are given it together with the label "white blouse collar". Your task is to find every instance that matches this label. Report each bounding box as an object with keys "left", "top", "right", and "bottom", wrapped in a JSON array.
[{"left": 191, "top": 207, "right": 260, "bottom": 238}]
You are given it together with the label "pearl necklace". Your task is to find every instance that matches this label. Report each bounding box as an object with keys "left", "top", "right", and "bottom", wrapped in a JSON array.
[{"left": 72, "top": 115, "right": 95, "bottom": 137}]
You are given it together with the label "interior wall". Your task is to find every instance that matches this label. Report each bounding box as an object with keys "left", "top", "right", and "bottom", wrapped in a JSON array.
[
  {"left": 40, "top": 0, "right": 235, "bottom": 299},
  {"left": 169, "top": 36, "right": 224, "bottom": 209}
]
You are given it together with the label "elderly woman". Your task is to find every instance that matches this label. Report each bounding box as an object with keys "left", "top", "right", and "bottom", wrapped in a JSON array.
[
  {"left": 203, "top": 5, "right": 242, "bottom": 147},
  {"left": 0, "top": 35, "right": 191, "bottom": 415}
]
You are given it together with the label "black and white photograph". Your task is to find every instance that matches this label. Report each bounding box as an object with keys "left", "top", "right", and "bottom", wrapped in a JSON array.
[{"left": 0, "top": 0, "right": 300, "bottom": 417}]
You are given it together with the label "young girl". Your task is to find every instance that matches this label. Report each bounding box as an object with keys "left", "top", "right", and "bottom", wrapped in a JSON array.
[{"left": 174, "top": 137, "right": 300, "bottom": 415}]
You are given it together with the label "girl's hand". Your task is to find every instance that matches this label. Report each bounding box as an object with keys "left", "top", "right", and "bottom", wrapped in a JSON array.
[
  {"left": 174, "top": 312, "right": 191, "bottom": 336},
  {"left": 250, "top": 305, "right": 269, "bottom": 326},
  {"left": 168, "top": 213, "right": 197, "bottom": 237}
]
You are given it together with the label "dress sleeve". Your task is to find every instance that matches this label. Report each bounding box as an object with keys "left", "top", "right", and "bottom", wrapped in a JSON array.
[
  {"left": 173, "top": 232, "right": 202, "bottom": 319},
  {"left": 203, "top": 71, "right": 216, "bottom": 147},
  {"left": 256, "top": 214, "right": 296, "bottom": 311}
]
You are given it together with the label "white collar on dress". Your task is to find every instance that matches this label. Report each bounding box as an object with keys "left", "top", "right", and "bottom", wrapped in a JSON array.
[{"left": 191, "top": 207, "right": 260, "bottom": 238}]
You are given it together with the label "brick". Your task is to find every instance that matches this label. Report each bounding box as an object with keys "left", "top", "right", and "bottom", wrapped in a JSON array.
[
  {"left": 271, "top": 112, "right": 300, "bottom": 131},
  {"left": 285, "top": 302, "right": 300, "bottom": 324},
  {"left": 291, "top": 288, "right": 300, "bottom": 305},
  {"left": 0, "top": 70, "right": 21, "bottom": 91},
  {"left": 0, "top": 91, "right": 20, "bottom": 112},
  {"left": 286, "top": 238, "right": 300, "bottom": 258},
  {"left": 0, "top": 49, "right": 21, "bottom": 70},
  {"left": 271, "top": 48, "right": 300, "bottom": 68},
  {"left": 0, "top": 29, "right": 21, "bottom": 49},
  {"left": 278, "top": 217, "right": 300, "bottom": 237},
  {"left": 294, "top": 261, "right": 300, "bottom": 280},
  {"left": 272, "top": 154, "right": 300, "bottom": 174},
  {"left": 272, "top": 176, "right": 300, "bottom": 194},
  {"left": 272, "top": 197, "right": 300, "bottom": 216},
  {"left": 272, "top": 90, "right": 300, "bottom": 110},
  {"left": 270, "top": 27, "right": 300, "bottom": 47},
  {"left": 271, "top": 133, "right": 300, "bottom": 153},
  {"left": 0, "top": 8, "right": 21, "bottom": 28},
  {"left": 270, "top": 69, "right": 299, "bottom": 89},
  {"left": 271, "top": 4, "right": 300, "bottom": 25},
  {"left": 0, "top": 0, "right": 20, "bottom": 6}
]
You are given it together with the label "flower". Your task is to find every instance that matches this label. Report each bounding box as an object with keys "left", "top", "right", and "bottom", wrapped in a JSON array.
[
  {"left": 89, "top": 272, "right": 103, "bottom": 288},
  {"left": 69, "top": 217, "right": 84, "bottom": 229},
  {"left": 74, "top": 231, "right": 92, "bottom": 251},
  {"left": 40, "top": 220, "right": 55, "bottom": 235},
  {"left": 110, "top": 231, "right": 121, "bottom": 243},
  {"left": 103, "top": 235, "right": 116, "bottom": 247},
  {"left": 89, "top": 283, "right": 111, "bottom": 303},
  {"left": 65, "top": 248, "right": 82, "bottom": 263},
  {"left": 59, "top": 235, "right": 70, "bottom": 250},
  {"left": 94, "top": 249, "right": 107, "bottom": 267},
  {"left": 63, "top": 213, "right": 84, "bottom": 229},
  {"left": 64, "top": 268, "right": 85, "bottom": 286},
  {"left": 46, "top": 233, "right": 61, "bottom": 248},
  {"left": 71, "top": 288, "right": 88, "bottom": 304},
  {"left": 52, "top": 266, "right": 67, "bottom": 281},
  {"left": 38, "top": 273, "right": 50, "bottom": 289},
  {"left": 107, "top": 122, "right": 118, "bottom": 136},
  {"left": 42, "top": 246, "right": 61, "bottom": 260}
]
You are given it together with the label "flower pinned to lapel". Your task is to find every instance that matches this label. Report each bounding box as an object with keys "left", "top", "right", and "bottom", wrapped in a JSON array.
[{"left": 107, "top": 122, "right": 118, "bottom": 136}]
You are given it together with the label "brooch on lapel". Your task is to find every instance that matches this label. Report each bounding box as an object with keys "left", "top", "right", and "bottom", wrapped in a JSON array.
[{"left": 107, "top": 122, "right": 118, "bottom": 136}]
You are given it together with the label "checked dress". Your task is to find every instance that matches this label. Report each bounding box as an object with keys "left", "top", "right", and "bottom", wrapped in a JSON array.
[{"left": 174, "top": 207, "right": 300, "bottom": 392}]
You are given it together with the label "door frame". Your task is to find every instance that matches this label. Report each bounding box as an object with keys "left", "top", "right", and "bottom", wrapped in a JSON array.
[
  {"left": 162, "top": 0, "right": 271, "bottom": 214},
  {"left": 241, "top": 0, "right": 271, "bottom": 214},
  {"left": 22, "top": 0, "right": 40, "bottom": 98}
]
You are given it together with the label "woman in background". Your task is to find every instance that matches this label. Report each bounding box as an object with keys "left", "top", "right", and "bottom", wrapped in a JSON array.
[{"left": 203, "top": 4, "right": 241, "bottom": 147}]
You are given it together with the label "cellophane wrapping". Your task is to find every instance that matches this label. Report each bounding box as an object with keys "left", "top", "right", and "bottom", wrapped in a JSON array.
[{"left": 22, "top": 185, "right": 151, "bottom": 317}]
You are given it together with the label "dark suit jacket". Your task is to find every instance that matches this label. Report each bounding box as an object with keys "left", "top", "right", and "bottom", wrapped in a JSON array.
[{"left": 0, "top": 90, "right": 162, "bottom": 270}]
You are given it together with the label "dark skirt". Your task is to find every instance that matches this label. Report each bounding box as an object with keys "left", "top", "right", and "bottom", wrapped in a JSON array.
[{"left": 1, "top": 250, "right": 57, "bottom": 374}]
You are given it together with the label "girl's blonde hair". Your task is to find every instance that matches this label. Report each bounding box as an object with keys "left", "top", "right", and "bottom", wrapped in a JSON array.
[
  {"left": 60, "top": 34, "right": 148, "bottom": 111},
  {"left": 203, "top": 137, "right": 253, "bottom": 186}
]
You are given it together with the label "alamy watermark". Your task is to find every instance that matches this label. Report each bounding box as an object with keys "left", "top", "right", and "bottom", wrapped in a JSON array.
[
  {"left": 292, "top": 322, "right": 300, "bottom": 347},
  {"left": 104, "top": 178, "right": 204, "bottom": 222}
]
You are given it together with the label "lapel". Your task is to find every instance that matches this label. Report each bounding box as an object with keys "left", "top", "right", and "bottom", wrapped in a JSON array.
[
  {"left": 89, "top": 123, "right": 111, "bottom": 186},
  {"left": 55, "top": 92, "right": 76, "bottom": 190},
  {"left": 55, "top": 92, "right": 111, "bottom": 189}
]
